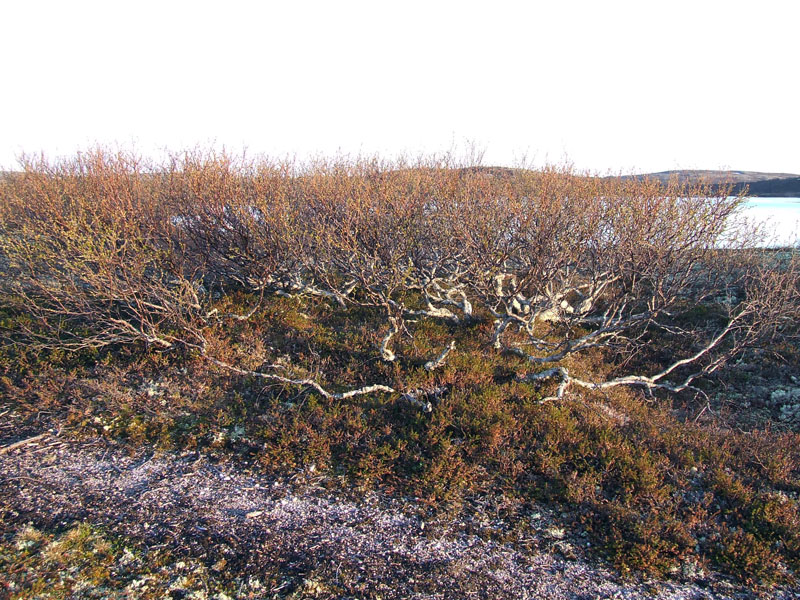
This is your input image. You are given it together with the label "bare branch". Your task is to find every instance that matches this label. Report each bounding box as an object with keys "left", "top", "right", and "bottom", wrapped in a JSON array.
[
  {"left": 424, "top": 341, "right": 456, "bottom": 371},
  {"left": 203, "top": 354, "right": 394, "bottom": 401}
]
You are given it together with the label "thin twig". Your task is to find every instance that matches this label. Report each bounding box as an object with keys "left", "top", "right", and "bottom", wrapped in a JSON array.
[{"left": 0, "top": 433, "right": 50, "bottom": 455}]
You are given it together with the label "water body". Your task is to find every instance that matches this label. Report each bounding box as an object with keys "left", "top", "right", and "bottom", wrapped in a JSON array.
[{"left": 740, "top": 197, "right": 800, "bottom": 246}]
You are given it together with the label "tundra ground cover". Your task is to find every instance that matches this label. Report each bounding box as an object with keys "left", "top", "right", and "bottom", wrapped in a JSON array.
[{"left": 1, "top": 150, "right": 799, "bottom": 593}]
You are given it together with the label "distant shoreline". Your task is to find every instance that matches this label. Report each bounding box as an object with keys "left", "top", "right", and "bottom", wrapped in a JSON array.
[
  {"left": 722, "top": 179, "right": 800, "bottom": 198},
  {"left": 619, "top": 170, "right": 800, "bottom": 198}
]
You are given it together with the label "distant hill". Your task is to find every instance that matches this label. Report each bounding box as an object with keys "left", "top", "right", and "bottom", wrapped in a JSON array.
[
  {"left": 620, "top": 170, "right": 800, "bottom": 197},
  {"left": 3, "top": 167, "right": 798, "bottom": 197},
  {"left": 457, "top": 167, "right": 800, "bottom": 197}
]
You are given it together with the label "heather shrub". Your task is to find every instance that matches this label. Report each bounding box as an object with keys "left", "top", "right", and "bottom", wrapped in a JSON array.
[{"left": 2, "top": 148, "right": 800, "bottom": 586}]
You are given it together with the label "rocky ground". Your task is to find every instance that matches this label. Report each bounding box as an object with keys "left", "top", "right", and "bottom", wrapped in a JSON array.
[{"left": 2, "top": 432, "right": 797, "bottom": 599}]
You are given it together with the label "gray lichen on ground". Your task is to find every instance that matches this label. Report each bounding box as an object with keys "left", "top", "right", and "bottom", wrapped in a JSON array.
[{"left": 1, "top": 436, "right": 794, "bottom": 599}]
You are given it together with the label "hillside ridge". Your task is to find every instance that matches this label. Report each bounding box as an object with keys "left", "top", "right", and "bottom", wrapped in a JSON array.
[{"left": 617, "top": 170, "right": 800, "bottom": 197}]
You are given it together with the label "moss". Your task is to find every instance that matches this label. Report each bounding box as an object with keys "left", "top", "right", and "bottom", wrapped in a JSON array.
[
  {"left": 0, "top": 523, "right": 242, "bottom": 600},
  {"left": 2, "top": 294, "right": 799, "bottom": 587}
]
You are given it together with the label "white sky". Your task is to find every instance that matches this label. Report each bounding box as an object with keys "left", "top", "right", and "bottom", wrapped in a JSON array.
[{"left": 2, "top": 0, "right": 798, "bottom": 173}]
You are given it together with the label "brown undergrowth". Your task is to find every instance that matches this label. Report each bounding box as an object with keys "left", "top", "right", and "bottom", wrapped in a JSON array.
[
  {"left": 2, "top": 293, "right": 799, "bottom": 588},
  {"left": 1, "top": 150, "right": 799, "bottom": 592}
]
